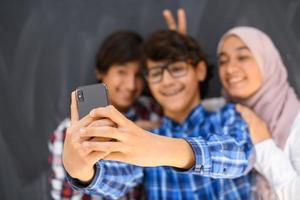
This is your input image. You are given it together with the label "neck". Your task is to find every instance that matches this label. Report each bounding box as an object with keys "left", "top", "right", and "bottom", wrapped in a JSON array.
[{"left": 165, "top": 95, "right": 201, "bottom": 123}]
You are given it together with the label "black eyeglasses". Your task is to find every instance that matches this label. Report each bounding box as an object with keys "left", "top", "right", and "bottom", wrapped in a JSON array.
[{"left": 144, "top": 61, "right": 190, "bottom": 84}]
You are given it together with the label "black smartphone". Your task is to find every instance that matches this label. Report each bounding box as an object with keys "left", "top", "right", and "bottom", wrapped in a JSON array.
[{"left": 75, "top": 83, "right": 109, "bottom": 119}]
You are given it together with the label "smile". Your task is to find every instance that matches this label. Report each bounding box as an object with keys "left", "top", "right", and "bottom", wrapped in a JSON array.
[
  {"left": 160, "top": 86, "right": 184, "bottom": 96},
  {"left": 227, "top": 76, "right": 245, "bottom": 85}
]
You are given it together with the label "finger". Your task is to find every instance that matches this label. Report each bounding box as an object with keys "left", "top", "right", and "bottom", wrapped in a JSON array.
[
  {"left": 67, "top": 114, "right": 95, "bottom": 137},
  {"left": 163, "top": 9, "right": 177, "bottom": 30},
  {"left": 236, "top": 104, "right": 255, "bottom": 123},
  {"left": 90, "top": 105, "right": 129, "bottom": 126},
  {"left": 87, "top": 151, "right": 110, "bottom": 164},
  {"left": 79, "top": 139, "right": 110, "bottom": 156},
  {"left": 71, "top": 91, "right": 79, "bottom": 124},
  {"left": 177, "top": 8, "right": 187, "bottom": 34},
  {"left": 103, "top": 151, "right": 124, "bottom": 162},
  {"left": 88, "top": 118, "right": 117, "bottom": 128},
  {"left": 90, "top": 137, "right": 112, "bottom": 142},
  {"left": 135, "top": 120, "right": 161, "bottom": 130},
  {"left": 236, "top": 104, "right": 247, "bottom": 115},
  {"left": 80, "top": 126, "right": 124, "bottom": 141},
  {"left": 82, "top": 141, "right": 123, "bottom": 153}
]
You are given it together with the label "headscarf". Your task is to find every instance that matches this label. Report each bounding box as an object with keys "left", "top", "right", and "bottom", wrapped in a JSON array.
[{"left": 217, "top": 26, "right": 300, "bottom": 149}]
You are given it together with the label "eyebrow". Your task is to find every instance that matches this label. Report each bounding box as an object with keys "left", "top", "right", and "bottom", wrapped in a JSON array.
[
  {"left": 236, "top": 46, "right": 249, "bottom": 51},
  {"left": 218, "top": 46, "right": 250, "bottom": 57}
]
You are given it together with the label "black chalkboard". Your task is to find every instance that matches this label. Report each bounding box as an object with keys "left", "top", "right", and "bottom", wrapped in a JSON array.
[{"left": 0, "top": 0, "right": 299, "bottom": 199}]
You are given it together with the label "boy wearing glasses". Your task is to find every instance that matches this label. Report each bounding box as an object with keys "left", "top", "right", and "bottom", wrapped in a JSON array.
[{"left": 63, "top": 30, "right": 254, "bottom": 199}]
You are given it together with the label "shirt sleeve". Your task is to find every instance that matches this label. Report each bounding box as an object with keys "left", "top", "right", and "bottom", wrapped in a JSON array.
[
  {"left": 184, "top": 104, "right": 254, "bottom": 178},
  {"left": 48, "top": 119, "right": 85, "bottom": 199},
  {"left": 255, "top": 138, "right": 300, "bottom": 200},
  {"left": 67, "top": 161, "right": 144, "bottom": 200}
]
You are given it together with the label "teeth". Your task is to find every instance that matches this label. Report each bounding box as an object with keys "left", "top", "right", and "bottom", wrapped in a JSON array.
[
  {"left": 162, "top": 88, "right": 182, "bottom": 96},
  {"left": 228, "top": 77, "right": 243, "bottom": 84}
]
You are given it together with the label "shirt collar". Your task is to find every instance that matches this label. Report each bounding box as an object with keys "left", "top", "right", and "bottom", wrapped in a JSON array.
[{"left": 161, "top": 104, "right": 205, "bottom": 131}]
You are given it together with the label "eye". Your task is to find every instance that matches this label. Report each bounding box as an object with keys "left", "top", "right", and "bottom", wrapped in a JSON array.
[
  {"left": 170, "top": 65, "right": 184, "bottom": 73},
  {"left": 148, "top": 68, "right": 162, "bottom": 78},
  {"left": 218, "top": 58, "right": 228, "bottom": 66},
  {"left": 116, "top": 68, "right": 127, "bottom": 76},
  {"left": 238, "top": 55, "right": 250, "bottom": 62}
]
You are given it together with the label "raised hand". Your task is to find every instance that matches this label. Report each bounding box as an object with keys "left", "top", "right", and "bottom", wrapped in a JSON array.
[
  {"left": 236, "top": 104, "right": 271, "bottom": 144},
  {"left": 163, "top": 8, "right": 187, "bottom": 34},
  {"left": 62, "top": 92, "right": 109, "bottom": 182}
]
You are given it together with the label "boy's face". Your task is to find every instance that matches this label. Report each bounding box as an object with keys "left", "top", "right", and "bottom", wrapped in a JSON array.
[
  {"left": 146, "top": 59, "right": 206, "bottom": 122},
  {"left": 98, "top": 61, "right": 144, "bottom": 112}
]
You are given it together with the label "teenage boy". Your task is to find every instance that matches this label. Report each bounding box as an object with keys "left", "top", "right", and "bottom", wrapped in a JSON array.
[
  {"left": 48, "top": 31, "right": 161, "bottom": 200},
  {"left": 63, "top": 30, "right": 254, "bottom": 199}
]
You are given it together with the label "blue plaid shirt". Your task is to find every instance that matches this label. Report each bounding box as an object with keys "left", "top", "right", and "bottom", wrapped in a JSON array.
[{"left": 69, "top": 103, "right": 254, "bottom": 200}]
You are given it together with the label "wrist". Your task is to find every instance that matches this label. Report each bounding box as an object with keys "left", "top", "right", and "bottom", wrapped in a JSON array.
[
  {"left": 72, "top": 166, "right": 96, "bottom": 184},
  {"left": 161, "top": 137, "right": 195, "bottom": 169}
]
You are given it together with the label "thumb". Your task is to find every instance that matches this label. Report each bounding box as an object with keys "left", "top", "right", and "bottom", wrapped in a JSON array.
[{"left": 71, "top": 91, "right": 79, "bottom": 124}]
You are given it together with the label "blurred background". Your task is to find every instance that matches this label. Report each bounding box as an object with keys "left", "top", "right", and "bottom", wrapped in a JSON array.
[{"left": 0, "top": 0, "right": 299, "bottom": 199}]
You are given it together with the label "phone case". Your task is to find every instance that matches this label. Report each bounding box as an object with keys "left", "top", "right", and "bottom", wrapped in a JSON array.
[{"left": 76, "top": 83, "right": 109, "bottom": 119}]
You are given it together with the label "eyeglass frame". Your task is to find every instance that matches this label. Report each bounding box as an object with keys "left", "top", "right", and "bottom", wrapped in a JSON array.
[{"left": 143, "top": 60, "right": 194, "bottom": 84}]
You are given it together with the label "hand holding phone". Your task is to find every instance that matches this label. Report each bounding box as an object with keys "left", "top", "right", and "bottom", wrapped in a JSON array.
[{"left": 76, "top": 83, "right": 109, "bottom": 119}]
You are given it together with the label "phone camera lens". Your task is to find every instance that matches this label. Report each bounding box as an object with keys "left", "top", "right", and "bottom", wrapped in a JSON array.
[{"left": 77, "top": 90, "right": 84, "bottom": 102}]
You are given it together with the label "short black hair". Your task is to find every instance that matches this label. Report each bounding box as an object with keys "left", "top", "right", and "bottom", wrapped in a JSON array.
[
  {"left": 142, "top": 30, "right": 212, "bottom": 98},
  {"left": 96, "top": 31, "right": 143, "bottom": 73}
]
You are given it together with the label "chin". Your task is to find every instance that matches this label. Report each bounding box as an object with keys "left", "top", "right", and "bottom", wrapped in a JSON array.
[
  {"left": 164, "top": 102, "right": 187, "bottom": 113},
  {"left": 228, "top": 90, "right": 250, "bottom": 99}
]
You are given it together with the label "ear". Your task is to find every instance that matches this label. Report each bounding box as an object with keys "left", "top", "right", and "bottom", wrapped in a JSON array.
[
  {"left": 195, "top": 61, "right": 207, "bottom": 82},
  {"left": 95, "top": 69, "right": 104, "bottom": 81}
]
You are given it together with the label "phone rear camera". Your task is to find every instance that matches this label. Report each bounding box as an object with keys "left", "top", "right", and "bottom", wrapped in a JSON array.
[{"left": 77, "top": 90, "right": 84, "bottom": 102}]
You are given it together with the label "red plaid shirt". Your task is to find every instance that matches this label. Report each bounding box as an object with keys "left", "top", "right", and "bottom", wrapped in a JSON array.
[{"left": 48, "top": 97, "right": 162, "bottom": 200}]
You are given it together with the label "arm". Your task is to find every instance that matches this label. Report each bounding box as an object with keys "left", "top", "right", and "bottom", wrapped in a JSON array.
[
  {"left": 63, "top": 93, "right": 144, "bottom": 199},
  {"left": 81, "top": 104, "right": 253, "bottom": 178},
  {"left": 182, "top": 104, "right": 254, "bottom": 178},
  {"left": 67, "top": 161, "right": 144, "bottom": 199},
  {"left": 237, "top": 104, "right": 300, "bottom": 199},
  {"left": 255, "top": 139, "right": 299, "bottom": 200}
]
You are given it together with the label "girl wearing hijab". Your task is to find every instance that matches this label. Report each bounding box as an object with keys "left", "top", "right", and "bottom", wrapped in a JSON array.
[{"left": 218, "top": 26, "right": 300, "bottom": 200}]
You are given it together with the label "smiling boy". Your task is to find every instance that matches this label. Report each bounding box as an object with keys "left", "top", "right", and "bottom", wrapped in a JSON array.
[{"left": 63, "top": 30, "right": 254, "bottom": 200}]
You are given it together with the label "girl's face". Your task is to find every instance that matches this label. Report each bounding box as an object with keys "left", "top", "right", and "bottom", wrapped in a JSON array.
[{"left": 218, "top": 35, "right": 263, "bottom": 99}]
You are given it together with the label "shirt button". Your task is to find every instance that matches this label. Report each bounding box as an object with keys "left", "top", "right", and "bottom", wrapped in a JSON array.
[{"left": 199, "top": 165, "right": 204, "bottom": 171}]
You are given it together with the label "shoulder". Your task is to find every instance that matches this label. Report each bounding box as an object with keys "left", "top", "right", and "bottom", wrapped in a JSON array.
[
  {"left": 202, "top": 97, "right": 226, "bottom": 112},
  {"left": 134, "top": 96, "right": 163, "bottom": 120},
  {"left": 204, "top": 102, "right": 246, "bottom": 129},
  {"left": 286, "top": 111, "right": 300, "bottom": 149},
  {"left": 54, "top": 118, "right": 71, "bottom": 134},
  {"left": 48, "top": 118, "right": 70, "bottom": 154},
  {"left": 49, "top": 118, "right": 70, "bottom": 142}
]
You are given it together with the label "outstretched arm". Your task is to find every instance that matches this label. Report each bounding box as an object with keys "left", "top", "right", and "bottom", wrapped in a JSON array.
[{"left": 81, "top": 104, "right": 253, "bottom": 178}]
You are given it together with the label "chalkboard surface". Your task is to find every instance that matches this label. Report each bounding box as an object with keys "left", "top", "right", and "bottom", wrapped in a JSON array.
[{"left": 0, "top": 0, "right": 299, "bottom": 199}]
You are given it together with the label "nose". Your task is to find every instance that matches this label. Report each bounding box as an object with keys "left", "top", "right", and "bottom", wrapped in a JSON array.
[
  {"left": 125, "top": 73, "right": 136, "bottom": 91},
  {"left": 161, "top": 69, "right": 174, "bottom": 85},
  {"left": 226, "top": 59, "right": 240, "bottom": 74}
]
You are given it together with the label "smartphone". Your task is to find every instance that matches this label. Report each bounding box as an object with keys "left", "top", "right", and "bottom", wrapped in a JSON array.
[{"left": 76, "top": 83, "right": 109, "bottom": 119}]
